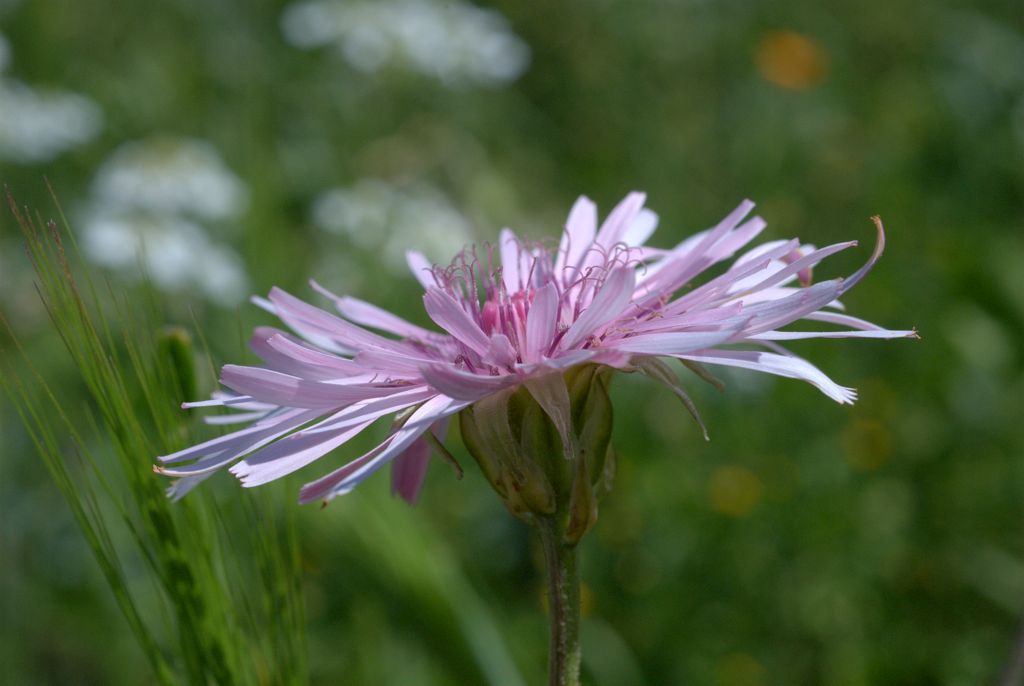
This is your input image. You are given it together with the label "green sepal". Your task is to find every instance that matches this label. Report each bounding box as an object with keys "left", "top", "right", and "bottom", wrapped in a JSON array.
[
  {"left": 575, "top": 369, "right": 613, "bottom": 488},
  {"left": 518, "top": 389, "right": 570, "bottom": 500},
  {"left": 680, "top": 358, "right": 725, "bottom": 392},
  {"left": 594, "top": 446, "right": 617, "bottom": 499},
  {"left": 459, "top": 364, "right": 618, "bottom": 541},
  {"left": 458, "top": 405, "right": 507, "bottom": 497},
  {"left": 564, "top": 445, "right": 597, "bottom": 546},
  {"left": 461, "top": 389, "right": 556, "bottom": 516},
  {"left": 634, "top": 356, "right": 708, "bottom": 440}
]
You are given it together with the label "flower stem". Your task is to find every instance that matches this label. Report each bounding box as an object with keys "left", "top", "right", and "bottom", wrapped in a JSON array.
[{"left": 538, "top": 515, "right": 582, "bottom": 686}]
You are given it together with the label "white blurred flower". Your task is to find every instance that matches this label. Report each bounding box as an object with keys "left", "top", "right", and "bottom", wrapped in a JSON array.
[
  {"left": 0, "top": 79, "right": 102, "bottom": 163},
  {"left": 313, "top": 179, "right": 473, "bottom": 272},
  {"left": 83, "top": 137, "right": 251, "bottom": 305},
  {"left": 281, "top": 0, "right": 529, "bottom": 86},
  {"left": 194, "top": 246, "right": 250, "bottom": 302},
  {"left": 93, "top": 137, "right": 249, "bottom": 221},
  {"left": 81, "top": 211, "right": 249, "bottom": 306}
]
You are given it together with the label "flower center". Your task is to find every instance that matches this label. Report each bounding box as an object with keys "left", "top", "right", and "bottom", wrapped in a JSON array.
[{"left": 481, "top": 288, "right": 534, "bottom": 336}]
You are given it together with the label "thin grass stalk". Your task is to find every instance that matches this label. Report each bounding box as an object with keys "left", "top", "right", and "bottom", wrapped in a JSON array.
[{"left": 3, "top": 189, "right": 308, "bottom": 684}]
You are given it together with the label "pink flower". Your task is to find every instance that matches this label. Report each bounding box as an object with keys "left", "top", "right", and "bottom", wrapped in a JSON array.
[{"left": 157, "top": 193, "right": 914, "bottom": 504}]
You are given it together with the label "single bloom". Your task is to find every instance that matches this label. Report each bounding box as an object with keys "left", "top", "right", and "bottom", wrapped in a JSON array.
[{"left": 157, "top": 193, "right": 915, "bottom": 507}]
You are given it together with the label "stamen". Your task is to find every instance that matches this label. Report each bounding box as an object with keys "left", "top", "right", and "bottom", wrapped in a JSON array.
[
  {"left": 427, "top": 231, "right": 647, "bottom": 365},
  {"left": 781, "top": 246, "right": 814, "bottom": 287}
]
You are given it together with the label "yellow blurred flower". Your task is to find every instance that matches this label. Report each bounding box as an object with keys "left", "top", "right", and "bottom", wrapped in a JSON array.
[
  {"left": 843, "top": 418, "right": 893, "bottom": 471},
  {"left": 709, "top": 465, "right": 764, "bottom": 518},
  {"left": 715, "top": 652, "right": 766, "bottom": 686},
  {"left": 756, "top": 30, "right": 828, "bottom": 90}
]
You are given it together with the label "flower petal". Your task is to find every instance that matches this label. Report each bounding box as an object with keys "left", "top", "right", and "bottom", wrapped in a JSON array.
[
  {"left": 423, "top": 288, "right": 491, "bottom": 356},
  {"left": 203, "top": 410, "right": 270, "bottom": 425},
  {"left": 593, "top": 191, "right": 646, "bottom": 250},
  {"left": 665, "top": 240, "right": 799, "bottom": 313},
  {"left": 609, "top": 327, "right": 741, "bottom": 355},
  {"left": 295, "top": 386, "right": 437, "bottom": 436},
  {"left": 559, "top": 267, "right": 636, "bottom": 350},
  {"left": 220, "top": 364, "right": 400, "bottom": 409},
  {"left": 621, "top": 208, "right": 659, "bottom": 247},
  {"left": 518, "top": 349, "right": 597, "bottom": 375},
  {"left": 310, "top": 281, "right": 436, "bottom": 339},
  {"left": 353, "top": 348, "right": 440, "bottom": 377},
  {"left": 524, "top": 282, "right": 558, "bottom": 363},
  {"left": 158, "top": 407, "right": 310, "bottom": 464},
  {"left": 635, "top": 200, "right": 757, "bottom": 301},
  {"left": 555, "top": 195, "right": 597, "bottom": 276},
  {"left": 299, "top": 395, "right": 470, "bottom": 503},
  {"left": 158, "top": 410, "right": 318, "bottom": 479},
  {"left": 499, "top": 228, "right": 523, "bottom": 293},
  {"left": 841, "top": 216, "right": 885, "bottom": 294},
  {"left": 230, "top": 418, "right": 376, "bottom": 487},
  {"left": 486, "top": 333, "right": 518, "bottom": 368},
  {"left": 732, "top": 240, "right": 857, "bottom": 296},
  {"left": 269, "top": 287, "right": 412, "bottom": 354},
  {"left": 390, "top": 436, "right": 432, "bottom": 504},
  {"left": 166, "top": 474, "right": 213, "bottom": 501},
  {"left": 739, "top": 280, "right": 844, "bottom": 335},
  {"left": 751, "top": 328, "right": 918, "bottom": 341},
  {"left": 406, "top": 250, "right": 436, "bottom": 289},
  {"left": 182, "top": 394, "right": 257, "bottom": 409},
  {"left": 803, "top": 311, "right": 895, "bottom": 330},
  {"left": 420, "top": 363, "right": 518, "bottom": 401},
  {"left": 249, "top": 327, "right": 363, "bottom": 380},
  {"left": 677, "top": 348, "right": 857, "bottom": 404},
  {"left": 298, "top": 442, "right": 391, "bottom": 505}
]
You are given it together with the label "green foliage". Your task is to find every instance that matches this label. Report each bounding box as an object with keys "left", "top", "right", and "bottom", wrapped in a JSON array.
[
  {"left": 2, "top": 0, "right": 1023, "bottom": 683},
  {"left": 1, "top": 191, "right": 306, "bottom": 685}
]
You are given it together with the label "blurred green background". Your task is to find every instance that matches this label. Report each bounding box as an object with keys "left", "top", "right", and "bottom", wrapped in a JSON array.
[{"left": 2, "top": 0, "right": 1023, "bottom": 684}]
